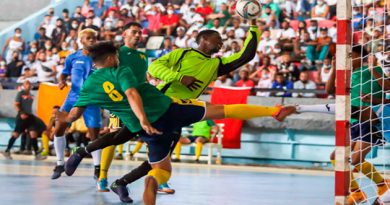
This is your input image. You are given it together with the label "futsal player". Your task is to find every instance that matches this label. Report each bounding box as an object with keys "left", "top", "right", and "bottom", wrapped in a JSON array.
[{"left": 51, "top": 28, "right": 102, "bottom": 180}]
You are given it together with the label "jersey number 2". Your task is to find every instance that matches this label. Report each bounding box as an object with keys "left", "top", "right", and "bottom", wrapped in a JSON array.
[{"left": 103, "top": 81, "right": 123, "bottom": 102}]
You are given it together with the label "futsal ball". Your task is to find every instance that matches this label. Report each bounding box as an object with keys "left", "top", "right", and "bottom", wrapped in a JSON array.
[{"left": 235, "top": 0, "right": 261, "bottom": 19}]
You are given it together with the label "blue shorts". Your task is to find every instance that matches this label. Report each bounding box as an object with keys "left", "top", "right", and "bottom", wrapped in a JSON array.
[
  {"left": 61, "top": 96, "right": 101, "bottom": 128},
  {"left": 350, "top": 121, "right": 384, "bottom": 146},
  {"left": 140, "top": 101, "right": 206, "bottom": 164}
]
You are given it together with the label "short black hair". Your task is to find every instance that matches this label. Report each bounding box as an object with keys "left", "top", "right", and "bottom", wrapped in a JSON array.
[
  {"left": 87, "top": 41, "right": 118, "bottom": 64},
  {"left": 124, "top": 22, "right": 143, "bottom": 30},
  {"left": 15, "top": 27, "right": 21, "bottom": 32},
  {"left": 53, "top": 105, "right": 60, "bottom": 109},
  {"left": 63, "top": 9, "right": 69, "bottom": 13},
  {"left": 196, "top": 30, "right": 220, "bottom": 44},
  {"left": 352, "top": 45, "right": 368, "bottom": 57}
]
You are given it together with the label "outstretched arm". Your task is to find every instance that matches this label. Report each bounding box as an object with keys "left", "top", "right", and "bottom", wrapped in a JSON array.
[{"left": 66, "top": 107, "right": 86, "bottom": 123}]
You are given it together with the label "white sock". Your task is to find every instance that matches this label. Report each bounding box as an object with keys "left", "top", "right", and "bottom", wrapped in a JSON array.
[
  {"left": 296, "top": 104, "right": 335, "bottom": 114},
  {"left": 54, "top": 135, "right": 66, "bottom": 166},
  {"left": 91, "top": 149, "right": 101, "bottom": 166}
]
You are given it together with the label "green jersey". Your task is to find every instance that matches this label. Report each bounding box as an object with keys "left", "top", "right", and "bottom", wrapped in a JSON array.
[
  {"left": 148, "top": 26, "right": 260, "bottom": 99},
  {"left": 75, "top": 66, "right": 172, "bottom": 132},
  {"left": 119, "top": 46, "right": 148, "bottom": 84},
  {"left": 192, "top": 120, "right": 215, "bottom": 139},
  {"left": 351, "top": 66, "right": 383, "bottom": 107}
]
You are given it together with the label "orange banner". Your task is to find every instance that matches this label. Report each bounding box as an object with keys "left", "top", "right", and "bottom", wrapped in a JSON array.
[{"left": 36, "top": 83, "right": 70, "bottom": 125}]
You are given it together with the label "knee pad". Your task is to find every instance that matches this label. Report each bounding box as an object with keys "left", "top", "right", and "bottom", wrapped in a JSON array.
[{"left": 147, "top": 168, "right": 171, "bottom": 185}]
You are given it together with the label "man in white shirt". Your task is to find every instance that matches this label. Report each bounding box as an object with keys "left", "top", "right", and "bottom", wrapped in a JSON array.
[
  {"left": 174, "top": 27, "right": 188, "bottom": 48},
  {"left": 279, "top": 20, "right": 296, "bottom": 40},
  {"left": 293, "top": 71, "right": 316, "bottom": 98},
  {"left": 227, "top": 18, "right": 245, "bottom": 39},
  {"left": 31, "top": 52, "right": 57, "bottom": 83},
  {"left": 258, "top": 29, "right": 278, "bottom": 55}
]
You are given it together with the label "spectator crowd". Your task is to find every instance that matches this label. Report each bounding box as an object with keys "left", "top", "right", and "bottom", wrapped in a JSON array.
[{"left": 0, "top": 0, "right": 387, "bottom": 98}]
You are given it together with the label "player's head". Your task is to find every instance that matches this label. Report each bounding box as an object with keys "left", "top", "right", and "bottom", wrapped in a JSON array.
[
  {"left": 123, "top": 22, "right": 142, "bottom": 47},
  {"left": 351, "top": 45, "right": 368, "bottom": 69},
  {"left": 79, "top": 28, "right": 98, "bottom": 48},
  {"left": 23, "top": 80, "right": 32, "bottom": 90},
  {"left": 196, "top": 30, "right": 223, "bottom": 54},
  {"left": 88, "top": 41, "right": 119, "bottom": 68}
]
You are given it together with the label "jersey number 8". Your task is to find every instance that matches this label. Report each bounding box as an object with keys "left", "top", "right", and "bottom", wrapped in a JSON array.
[{"left": 103, "top": 81, "right": 124, "bottom": 102}]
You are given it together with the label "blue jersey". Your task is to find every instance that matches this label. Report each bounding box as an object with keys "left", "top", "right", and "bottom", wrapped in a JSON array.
[{"left": 62, "top": 50, "right": 94, "bottom": 100}]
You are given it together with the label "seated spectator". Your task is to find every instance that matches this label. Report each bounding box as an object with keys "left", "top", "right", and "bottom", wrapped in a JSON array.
[
  {"left": 223, "top": 41, "right": 241, "bottom": 57},
  {"left": 278, "top": 20, "right": 296, "bottom": 47},
  {"left": 65, "top": 29, "right": 78, "bottom": 50},
  {"left": 224, "top": 28, "right": 243, "bottom": 48},
  {"left": 306, "top": 27, "right": 332, "bottom": 64},
  {"left": 44, "top": 39, "right": 54, "bottom": 51},
  {"left": 352, "top": 6, "right": 363, "bottom": 31},
  {"left": 40, "top": 15, "right": 55, "bottom": 38},
  {"left": 146, "top": 6, "right": 162, "bottom": 35},
  {"left": 250, "top": 56, "right": 277, "bottom": 83},
  {"left": 311, "top": 0, "right": 330, "bottom": 19},
  {"left": 0, "top": 61, "right": 7, "bottom": 81},
  {"left": 228, "top": 18, "right": 245, "bottom": 39},
  {"left": 157, "top": 37, "right": 172, "bottom": 58},
  {"left": 31, "top": 51, "right": 57, "bottom": 83},
  {"left": 296, "top": 21, "right": 308, "bottom": 38},
  {"left": 318, "top": 57, "right": 332, "bottom": 83},
  {"left": 17, "top": 68, "right": 39, "bottom": 84},
  {"left": 261, "top": 5, "right": 277, "bottom": 26},
  {"left": 262, "top": 0, "right": 281, "bottom": 19},
  {"left": 292, "top": 71, "right": 316, "bottom": 98},
  {"left": 277, "top": 54, "right": 300, "bottom": 82},
  {"left": 196, "top": 0, "right": 213, "bottom": 20},
  {"left": 186, "top": 30, "right": 199, "bottom": 48},
  {"left": 209, "top": 18, "right": 224, "bottom": 36},
  {"left": 235, "top": 68, "right": 255, "bottom": 88},
  {"left": 293, "top": 32, "right": 316, "bottom": 61},
  {"left": 6, "top": 51, "right": 24, "bottom": 82},
  {"left": 174, "top": 27, "right": 187, "bottom": 48},
  {"left": 179, "top": 0, "right": 192, "bottom": 16},
  {"left": 23, "top": 53, "right": 36, "bottom": 72},
  {"left": 118, "top": 8, "right": 133, "bottom": 24},
  {"left": 81, "top": 0, "right": 93, "bottom": 17},
  {"left": 161, "top": 6, "right": 180, "bottom": 36},
  {"left": 257, "top": 29, "right": 278, "bottom": 57},
  {"left": 308, "top": 20, "right": 320, "bottom": 40},
  {"left": 2, "top": 28, "right": 25, "bottom": 64},
  {"left": 35, "top": 27, "right": 49, "bottom": 49},
  {"left": 28, "top": 41, "right": 39, "bottom": 55},
  {"left": 92, "top": 0, "right": 108, "bottom": 18},
  {"left": 214, "top": 74, "right": 234, "bottom": 87},
  {"left": 206, "top": 3, "right": 231, "bottom": 27},
  {"left": 271, "top": 72, "right": 293, "bottom": 97},
  {"left": 187, "top": 17, "right": 206, "bottom": 36},
  {"left": 256, "top": 69, "right": 273, "bottom": 97},
  {"left": 87, "top": 9, "right": 103, "bottom": 28},
  {"left": 367, "top": 28, "right": 383, "bottom": 53},
  {"left": 58, "top": 42, "right": 72, "bottom": 59},
  {"left": 181, "top": 6, "right": 204, "bottom": 28},
  {"left": 104, "top": 10, "right": 119, "bottom": 29}
]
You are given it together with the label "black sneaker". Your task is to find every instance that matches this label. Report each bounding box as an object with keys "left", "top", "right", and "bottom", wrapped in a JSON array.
[
  {"left": 94, "top": 165, "right": 100, "bottom": 181},
  {"left": 64, "top": 151, "right": 83, "bottom": 176},
  {"left": 110, "top": 181, "right": 133, "bottom": 203},
  {"left": 51, "top": 165, "right": 65, "bottom": 179}
]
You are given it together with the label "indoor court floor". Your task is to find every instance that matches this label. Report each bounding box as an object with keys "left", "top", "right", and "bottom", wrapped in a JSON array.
[{"left": 0, "top": 156, "right": 335, "bottom": 205}]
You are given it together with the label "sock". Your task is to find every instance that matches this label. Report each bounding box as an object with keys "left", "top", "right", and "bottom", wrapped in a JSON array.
[
  {"left": 41, "top": 132, "right": 50, "bottom": 154},
  {"left": 330, "top": 160, "right": 360, "bottom": 191},
  {"left": 355, "top": 161, "right": 384, "bottom": 185},
  {"left": 224, "top": 104, "right": 280, "bottom": 119},
  {"left": 118, "top": 144, "right": 123, "bottom": 155},
  {"left": 131, "top": 141, "right": 143, "bottom": 155},
  {"left": 20, "top": 133, "right": 26, "bottom": 151},
  {"left": 31, "top": 138, "right": 39, "bottom": 154},
  {"left": 91, "top": 149, "right": 102, "bottom": 166},
  {"left": 195, "top": 142, "right": 203, "bottom": 160},
  {"left": 6, "top": 137, "right": 17, "bottom": 152},
  {"left": 175, "top": 142, "right": 181, "bottom": 160},
  {"left": 54, "top": 135, "right": 66, "bottom": 166},
  {"left": 116, "top": 160, "right": 152, "bottom": 186},
  {"left": 100, "top": 145, "right": 116, "bottom": 180},
  {"left": 296, "top": 104, "right": 335, "bottom": 114}
]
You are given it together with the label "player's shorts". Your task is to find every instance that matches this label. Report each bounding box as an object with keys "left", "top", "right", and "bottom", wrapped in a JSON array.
[
  {"left": 14, "top": 114, "right": 46, "bottom": 133},
  {"left": 350, "top": 121, "right": 384, "bottom": 146},
  {"left": 187, "top": 136, "right": 209, "bottom": 143},
  {"left": 140, "top": 99, "right": 206, "bottom": 164},
  {"left": 372, "top": 104, "right": 390, "bottom": 142},
  {"left": 61, "top": 96, "right": 101, "bottom": 128}
]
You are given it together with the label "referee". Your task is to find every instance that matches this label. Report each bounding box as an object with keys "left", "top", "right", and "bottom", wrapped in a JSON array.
[{"left": 1, "top": 80, "right": 47, "bottom": 160}]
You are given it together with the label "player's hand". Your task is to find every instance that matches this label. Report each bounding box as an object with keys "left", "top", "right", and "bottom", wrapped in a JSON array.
[
  {"left": 58, "top": 81, "right": 67, "bottom": 90},
  {"left": 180, "top": 76, "right": 203, "bottom": 91},
  {"left": 140, "top": 120, "right": 162, "bottom": 135},
  {"left": 361, "top": 93, "right": 372, "bottom": 103}
]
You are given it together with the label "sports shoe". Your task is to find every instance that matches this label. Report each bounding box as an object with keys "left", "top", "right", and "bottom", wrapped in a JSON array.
[
  {"left": 1, "top": 151, "right": 12, "bottom": 159},
  {"left": 97, "top": 178, "right": 110, "bottom": 192},
  {"left": 94, "top": 165, "right": 100, "bottom": 181},
  {"left": 378, "top": 179, "right": 390, "bottom": 196},
  {"left": 40, "top": 151, "right": 49, "bottom": 157},
  {"left": 65, "top": 152, "right": 83, "bottom": 176},
  {"left": 347, "top": 190, "right": 367, "bottom": 205},
  {"left": 272, "top": 105, "right": 297, "bottom": 122},
  {"left": 22, "top": 150, "right": 33, "bottom": 155},
  {"left": 51, "top": 165, "right": 65, "bottom": 180},
  {"left": 13, "top": 150, "right": 23, "bottom": 155},
  {"left": 158, "top": 183, "right": 175, "bottom": 194},
  {"left": 114, "top": 154, "right": 124, "bottom": 160},
  {"left": 34, "top": 154, "right": 47, "bottom": 160},
  {"left": 144, "top": 176, "right": 158, "bottom": 205},
  {"left": 110, "top": 181, "right": 133, "bottom": 203}
]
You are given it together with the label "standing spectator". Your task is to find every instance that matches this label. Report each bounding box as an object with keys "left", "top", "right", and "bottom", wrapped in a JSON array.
[
  {"left": 157, "top": 38, "right": 173, "bottom": 58},
  {"left": 311, "top": 0, "right": 330, "bottom": 19},
  {"left": 196, "top": 0, "right": 213, "bottom": 20},
  {"left": 292, "top": 71, "right": 317, "bottom": 97},
  {"left": 161, "top": 6, "right": 180, "bottom": 36},
  {"left": 2, "top": 28, "right": 25, "bottom": 64},
  {"left": 92, "top": 0, "right": 108, "bottom": 18},
  {"left": 81, "top": 0, "right": 92, "bottom": 17},
  {"left": 52, "top": 19, "right": 67, "bottom": 48},
  {"left": 1, "top": 81, "right": 47, "bottom": 160},
  {"left": 174, "top": 27, "right": 187, "bottom": 48},
  {"left": 0, "top": 61, "right": 7, "bottom": 81},
  {"left": 271, "top": 72, "right": 293, "bottom": 97},
  {"left": 6, "top": 51, "right": 24, "bottom": 82},
  {"left": 31, "top": 51, "right": 57, "bottom": 83},
  {"left": 235, "top": 68, "right": 255, "bottom": 88}
]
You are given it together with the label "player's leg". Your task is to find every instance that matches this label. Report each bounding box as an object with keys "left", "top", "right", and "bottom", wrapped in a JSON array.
[
  {"left": 144, "top": 158, "right": 171, "bottom": 205},
  {"left": 40, "top": 131, "right": 50, "bottom": 156},
  {"left": 98, "top": 144, "right": 116, "bottom": 192},
  {"left": 195, "top": 137, "right": 207, "bottom": 162},
  {"left": 83, "top": 105, "right": 102, "bottom": 180},
  {"left": 295, "top": 104, "right": 335, "bottom": 114},
  {"left": 28, "top": 130, "right": 46, "bottom": 160},
  {"left": 130, "top": 140, "right": 143, "bottom": 158},
  {"left": 2, "top": 114, "right": 26, "bottom": 159},
  {"left": 115, "top": 144, "right": 124, "bottom": 160},
  {"left": 174, "top": 137, "right": 191, "bottom": 161}
]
